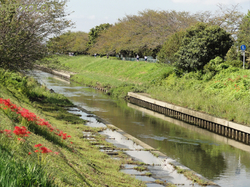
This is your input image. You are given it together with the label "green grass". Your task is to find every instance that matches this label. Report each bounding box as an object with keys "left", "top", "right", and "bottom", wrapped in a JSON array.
[
  {"left": 147, "top": 67, "right": 250, "bottom": 125},
  {"left": 0, "top": 149, "right": 56, "bottom": 187},
  {"left": 0, "top": 68, "right": 146, "bottom": 187},
  {"left": 39, "top": 55, "right": 173, "bottom": 97},
  {"left": 38, "top": 55, "right": 250, "bottom": 126},
  {"left": 172, "top": 165, "right": 214, "bottom": 186}
]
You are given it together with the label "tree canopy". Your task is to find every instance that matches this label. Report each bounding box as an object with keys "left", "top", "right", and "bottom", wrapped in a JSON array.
[
  {"left": 87, "top": 23, "right": 112, "bottom": 48},
  {"left": 47, "top": 31, "right": 89, "bottom": 54},
  {"left": 157, "top": 30, "right": 185, "bottom": 64},
  {"left": 88, "top": 10, "right": 198, "bottom": 57},
  {"left": 174, "top": 22, "right": 233, "bottom": 72},
  {"left": 0, "top": 0, "right": 73, "bottom": 71},
  {"left": 237, "top": 10, "right": 250, "bottom": 63}
]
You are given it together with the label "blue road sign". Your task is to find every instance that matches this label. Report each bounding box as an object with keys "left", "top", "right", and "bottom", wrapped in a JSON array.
[{"left": 241, "top": 45, "right": 246, "bottom": 51}]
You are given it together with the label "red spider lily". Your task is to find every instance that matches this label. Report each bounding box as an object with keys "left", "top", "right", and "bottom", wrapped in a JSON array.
[
  {"left": 28, "top": 152, "right": 32, "bottom": 155},
  {"left": 35, "top": 150, "right": 39, "bottom": 153},
  {"left": 34, "top": 143, "right": 42, "bottom": 147},
  {"left": 13, "top": 126, "right": 30, "bottom": 137},
  {"left": 0, "top": 98, "right": 73, "bottom": 142},
  {"left": 4, "top": 130, "right": 11, "bottom": 134},
  {"left": 18, "top": 108, "right": 37, "bottom": 122},
  {"left": 70, "top": 142, "right": 73, "bottom": 144},
  {"left": 40, "top": 146, "right": 52, "bottom": 153}
]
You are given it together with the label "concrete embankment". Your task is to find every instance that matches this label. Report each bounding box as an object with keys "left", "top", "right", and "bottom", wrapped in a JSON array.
[
  {"left": 128, "top": 92, "right": 250, "bottom": 145},
  {"left": 34, "top": 65, "right": 72, "bottom": 80}
]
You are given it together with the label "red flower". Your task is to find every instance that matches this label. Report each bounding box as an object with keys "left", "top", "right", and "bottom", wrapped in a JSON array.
[
  {"left": 70, "top": 142, "right": 73, "bottom": 144},
  {"left": 40, "top": 147, "right": 52, "bottom": 153},
  {"left": 28, "top": 152, "right": 32, "bottom": 155},
  {"left": 4, "top": 130, "right": 11, "bottom": 134},
  {"left": 35, "top": 150, "right": 39, "bottom": 153},
  {"left": 13, "top": 126, "right": 30, "bottom": 137},
  {"left": 54, "top": 152, "right": 59, "bottom": 155},
  {"left": 34, "top": 143, "right": 42, "bottom": 147},
  {"left": 0, "top": 130, "right": 3, "bottom": 133}
]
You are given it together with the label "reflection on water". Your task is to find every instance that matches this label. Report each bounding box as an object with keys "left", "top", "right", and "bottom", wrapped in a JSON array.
[{"left": 30, "top": 70, "right": 250, "bottom": 187}]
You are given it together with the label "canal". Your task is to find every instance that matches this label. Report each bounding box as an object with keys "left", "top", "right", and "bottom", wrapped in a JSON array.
[{"left": 30, "top": 70, "right": 250, "bottom": 187}]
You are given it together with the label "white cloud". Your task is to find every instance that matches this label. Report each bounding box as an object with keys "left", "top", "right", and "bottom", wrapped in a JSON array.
[{"left": 171, "top": 0, "right": 249, "bottom": 5}]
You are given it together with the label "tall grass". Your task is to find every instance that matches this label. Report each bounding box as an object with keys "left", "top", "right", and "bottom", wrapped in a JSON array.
[{"left": 0, "top": 148, "right": 56, "bottom": 187}]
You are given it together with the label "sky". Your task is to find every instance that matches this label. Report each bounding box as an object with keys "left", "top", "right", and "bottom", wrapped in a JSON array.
[{"left": 65, "top": 0, "right": 250, "bottom": 33}]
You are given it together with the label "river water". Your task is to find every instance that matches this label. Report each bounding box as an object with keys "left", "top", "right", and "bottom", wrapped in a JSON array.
[{"left": 30, "top": 70, "right": 250, "bottom": 187}]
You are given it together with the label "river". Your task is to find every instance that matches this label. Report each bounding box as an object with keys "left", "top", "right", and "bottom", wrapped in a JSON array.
[{"left": 30, "top": 70, "right": 250, "bottom": 187}]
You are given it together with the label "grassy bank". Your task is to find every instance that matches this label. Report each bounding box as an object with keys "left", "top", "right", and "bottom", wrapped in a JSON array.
[
  {"left": 40, "top": 55, "right": 173, "bottom": 97},
  {"left": 39, "top": 55, "right": 250, "bottom": 126},
  {"left": 0, "top": 69, "right": 145, "bottom": 186}
]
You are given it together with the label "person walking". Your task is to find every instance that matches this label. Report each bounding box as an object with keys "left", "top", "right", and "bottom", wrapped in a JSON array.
[
  {"left": 136, "top": 55, "right": 139, "bottom": 62},
  {"left": 144, "top": 56, "right": 147, "bottom": 62}
]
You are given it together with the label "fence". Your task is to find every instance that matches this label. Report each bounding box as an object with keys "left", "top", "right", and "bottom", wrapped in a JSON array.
[{"left": 119, "top": 56, "right": 157, "bottom": 63}]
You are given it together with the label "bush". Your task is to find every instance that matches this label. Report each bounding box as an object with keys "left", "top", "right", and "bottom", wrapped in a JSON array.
[
  {"left": 157, "top": 30, "right": 185, "bottom": 64},
  {"left": 225, "top": 59, "right": 243, "bottom": 68},
  {"left": 174, "top": 23, "right": 233, "bottom": 73}
]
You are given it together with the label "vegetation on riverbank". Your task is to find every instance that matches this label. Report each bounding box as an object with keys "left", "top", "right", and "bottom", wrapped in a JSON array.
[
  {"left": 39, "top": 55, "right": 250, "bottom": 126},
  {"left": 0, "top": 69, "right": 146, "bottom": 186}
]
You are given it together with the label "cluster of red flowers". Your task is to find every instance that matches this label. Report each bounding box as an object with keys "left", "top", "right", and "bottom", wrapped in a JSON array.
[
  {"left": 0, "top": 98, "right": 72, "bottom": 141},
  {"left": 34, "top": 144, "right": 52, "bottom": 154},
  {"left": 13, "top": 126, "right": 30, "bottom": 137},
  {"left": 0, "top": 98, "right": 74, "bottom": 155},
  {"left": 55, "top": 130, "right": 71, "bottom": 140}
]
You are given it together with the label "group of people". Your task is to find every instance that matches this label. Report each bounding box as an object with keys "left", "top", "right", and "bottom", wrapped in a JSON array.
[
  {"left": 94, "top": 53, "right": 148, "bottom": 61},
  {"left": 136, "top": 55, "right": 147, "bottom": 62}
]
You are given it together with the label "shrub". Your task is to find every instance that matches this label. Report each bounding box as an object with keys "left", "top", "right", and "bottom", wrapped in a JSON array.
[{"left": 174, "top": 22, "right": 233, "bottom": 73}]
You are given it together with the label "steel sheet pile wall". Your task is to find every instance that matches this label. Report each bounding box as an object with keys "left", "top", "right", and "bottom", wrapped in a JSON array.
[{"left": 128, "top": 92, "right": 250, "bottom": 145}]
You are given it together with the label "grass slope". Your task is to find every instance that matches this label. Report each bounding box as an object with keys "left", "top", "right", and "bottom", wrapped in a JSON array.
[
  {"left": 0, "top": 69, "right": 145, "bottom": 187},
  {"left": 39, "top": 55, "right": 250, "bottom": 126}
]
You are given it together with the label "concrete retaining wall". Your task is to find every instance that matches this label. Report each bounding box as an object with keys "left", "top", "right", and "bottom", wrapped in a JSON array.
[
  {"left": 34, "top": 65, "right": 71, "bottom": 80},
  {"left": 128, "top": 92, "right": 250, "bottom": 145}
]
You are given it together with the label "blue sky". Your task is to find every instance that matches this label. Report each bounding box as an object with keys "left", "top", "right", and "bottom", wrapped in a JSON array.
[{"left": 65, "top": 0, "right": 250, "bottom": 33}]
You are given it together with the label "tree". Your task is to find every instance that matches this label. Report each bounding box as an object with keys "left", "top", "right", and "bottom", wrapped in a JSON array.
[
  {"left": 87, "top": 23, "right": 112, "bottom": 48},
  {"left": 157, "top": 30, "right": 185, "bottom": 64},
  {"left": 0, "top": 0, "right": 73, "bottom": 71},
  {"left": 174, "top": 22, "right": 233, "bottom": 72},
  {"left": 194, "top": 4, "right": 244, "bottom": 38},
  {"left": 88, "top": 10, "right": 197, "bottom": 57},
  {"left": 47, "top": 31, "right": 89, "bottom": 54},
  {"left": 237, "top": 11, "right": 250, "bottom": 63}
]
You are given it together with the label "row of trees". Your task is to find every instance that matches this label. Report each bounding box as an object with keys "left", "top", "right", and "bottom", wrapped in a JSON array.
[
  {"left": 48, "top": 5, "right": 247, "bottom": 60},
  {"left": 48, "top": 5, "right": 250, "bottom": 74},
  {"left": 2, "top": 1, "right": 247, "bottom": 73}
]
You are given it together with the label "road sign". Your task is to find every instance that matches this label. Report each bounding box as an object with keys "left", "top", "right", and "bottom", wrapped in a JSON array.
[
  {"left": 241, "top": 45, "right": 246, "bottom": 51},
  {"left": 240, "top": 45, "right": 246, "bottom": 69}
]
